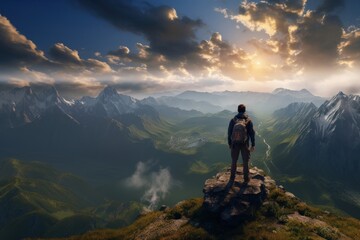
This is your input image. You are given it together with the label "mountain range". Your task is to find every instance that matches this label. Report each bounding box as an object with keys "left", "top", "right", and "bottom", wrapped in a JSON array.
[
  {"left": 264, "top": 92, "right": 360, "bottom": 182},
  {"left": 167, "top": 88, "right": 325, "bottom": 114},
  {"left": 1, "top": 84, "right": 360, "bottom": 238},
  {"left": 0, "top": 84, "right": 237, "bottom": 215}
]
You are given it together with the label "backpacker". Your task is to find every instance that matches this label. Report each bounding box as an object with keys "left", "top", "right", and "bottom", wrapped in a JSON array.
[{"left": 231, "top": 117, "right": 248, "bottom": 144}]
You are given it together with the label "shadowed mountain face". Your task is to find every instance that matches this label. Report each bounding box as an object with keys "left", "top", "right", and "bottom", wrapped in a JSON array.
[
  {"left": 261, "top": 93, "right": 360, "bottom": 217},
  {"left": 273, "top": 92, "right": 360, "bottom": 181},
  {"left": 0, "top": 85, "right": 168, "bottom": 177},
  {"left": 0, "top": 85, "right": 72, "bottom": 129}
]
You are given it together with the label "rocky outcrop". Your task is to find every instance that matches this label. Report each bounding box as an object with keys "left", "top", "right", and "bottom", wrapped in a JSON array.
[{"left": 203, "top": 166, "right": 276, "bottom": 225}]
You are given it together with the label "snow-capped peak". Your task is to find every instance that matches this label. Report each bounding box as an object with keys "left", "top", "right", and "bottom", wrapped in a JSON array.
[
  {"left": 272, "top": 88, "right": 314, "bottom": 98},
  {"left": 98, "top": 86, "right": 119, "bottom": 99},
  {"left": 315, "top": 92, "right": 360, "bottom": 138},
  {"left": 336, "top": 91, "right": 346, "bottom": 97},
  {"left": 75, "top": 86, "right": 139, "bottom": 117},
  {"left": 0, "top": 85, "right": 81, "bottom": 113}
]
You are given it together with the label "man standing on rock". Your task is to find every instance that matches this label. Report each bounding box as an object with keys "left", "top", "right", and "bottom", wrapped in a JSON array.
[{"left": 227, "top": 104, "right": 255, "bottom": 185}]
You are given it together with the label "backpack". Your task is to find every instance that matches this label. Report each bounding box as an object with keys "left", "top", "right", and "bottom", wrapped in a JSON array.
[{"left": 231, "top": 117, "right": 248, "bottom": 144}]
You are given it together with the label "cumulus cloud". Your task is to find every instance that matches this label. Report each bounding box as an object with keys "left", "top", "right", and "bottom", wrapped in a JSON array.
[
  {"left": 2, "top": 0, "right": 360, "bottom": 96},
  {"left": 126, "top": 161, "right": 177, "bottom": 210},
  {"left": 0, "top": 15, "right": 111, "bottom": 76},
  {"left": 0, "top": 15, "right": 47, "bottom": 69},
  {"left": 79, "top": 0, "right": 262, "bottom": 80},
  {"left": 316, "top": 0, "right": 345, "bottom": 14},
  {"left": 340, "top": 27, "right": 360, "bottom": 67},
  {"left": 49, "top": 43, "right": 82, "bottom": 65},
  {"left": 291, "top": 13, "right": 343, "bottom": 70},
  {"left": 216, "top": 0, "right": 359, "bottom": 76},
  {"left": 198, "top": 32, "right": 251, "bottom": 79},
  {"left": 49, "top": 42, "right": 112, "bottom": 72}
]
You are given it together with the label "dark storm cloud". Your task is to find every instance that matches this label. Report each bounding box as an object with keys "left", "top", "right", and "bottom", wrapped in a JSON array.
[
  {"left": 107, "top": 31, "right": 251, "bottom": 79},
  {"left": 316, "top": 0, "right": 345, "bottom": 14},
  {"left": 291, "top": 13, "right": 343, "bottom": 69},
  {"left": 77, "top": 0, "right": 204, "bottom": 60},
  {"left": 268, "top": 0, "right": 305, "bottom": 13},
  {"left": 340, "top": 28, "right": 360, "bottom": 65},
  {"left": 0, "top": 15, "right": 47, "bottom": 69},
  {"left": 290, "top": 0, "right": 345, "bottom": 70}
]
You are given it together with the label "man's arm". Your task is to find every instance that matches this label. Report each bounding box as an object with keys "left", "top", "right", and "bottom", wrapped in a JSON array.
[{"left": 247, "top": 120, "right": 255, "bottom": 147}]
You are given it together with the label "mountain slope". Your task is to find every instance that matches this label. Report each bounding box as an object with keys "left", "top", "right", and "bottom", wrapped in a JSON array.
[
  {"left": 0, "top": 159, "right": 97, "bottom": 239},
  {"left": 284, "top": 92, "right": 360, "bottom": 180},
  {"left": 156, "top": 95, "right": 223, "bottom": 113},
  {"left": 262, "top": 102, "right": 318, "bottom": 168},
  {"left": 44, "top": 167, "right": 360, "bottom": 240},
  {"left": 0, "top": 159, "right": 143, "bottom": 239},
  {"left": 0, "top": 85, "right": 174, "bottom": 181},
  {"left": 260, "top": 93, "right": 360, "bottom": 217},
  {"left": 140, "top": 96, "right": 204, "bottom": 123},
  {"left": 0, "top": 85, "right": 73, "bottom": 129}
]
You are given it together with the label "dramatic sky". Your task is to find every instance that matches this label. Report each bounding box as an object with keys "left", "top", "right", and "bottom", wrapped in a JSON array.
[{"left": 1, "top": 0, "right": 360, "bottom": 98}]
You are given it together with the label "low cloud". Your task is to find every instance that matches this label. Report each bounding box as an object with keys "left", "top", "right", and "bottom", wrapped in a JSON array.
[
  {"left": 53, "top": 81, "right": 103, "bottom": 99},
  {"left": 126, "top": 161, "right": 177, "bottom": 210},
  {"left": 142, "top": 168, "right": 172, "bottom": 210}
]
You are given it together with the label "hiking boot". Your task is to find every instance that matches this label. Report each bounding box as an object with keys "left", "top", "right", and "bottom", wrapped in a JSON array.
[{"left": 225, "top": 177, "right": 235, "bottom": 190}]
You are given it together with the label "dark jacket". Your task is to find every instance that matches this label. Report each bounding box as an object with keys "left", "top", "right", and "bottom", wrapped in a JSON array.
[{"left": 227, "top": 112, "right": 255, "bottom": 147}]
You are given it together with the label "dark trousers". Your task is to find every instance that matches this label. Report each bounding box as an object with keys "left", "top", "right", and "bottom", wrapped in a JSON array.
[{"left": 230, "top": 143, "right": 250, "bottom": 181}]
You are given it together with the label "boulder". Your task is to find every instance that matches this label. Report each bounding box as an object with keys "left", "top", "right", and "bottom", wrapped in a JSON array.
[{"left": 203, "top": 167, "right": 273, "bottom": 225}]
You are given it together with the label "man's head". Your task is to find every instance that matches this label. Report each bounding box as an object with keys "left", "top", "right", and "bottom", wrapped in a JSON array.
[{"left": 238, "top": 104, "right": 246, "bottom": 113}]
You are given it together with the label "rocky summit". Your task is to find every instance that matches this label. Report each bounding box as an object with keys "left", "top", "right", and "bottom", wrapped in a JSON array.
[{"left": 203, "top": 167, "right": 276, "bottom": 225}]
